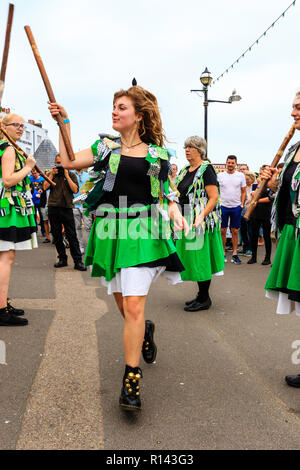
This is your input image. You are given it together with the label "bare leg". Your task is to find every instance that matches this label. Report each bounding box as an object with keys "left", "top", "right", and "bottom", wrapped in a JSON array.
[
  {"left": 231, "top": 228, "right": 240, "bottom": 255},
  {"left": 113, "top": 292, "right": 125, "bottom": 318},
  {"left": 44, "top": 220, "right": 50, "bottom": 240},
  {"left": 0, "top": 250, "right": 15, "bottom": 309},
  {"left": 221, "top": 228, "right": 227, "bottom": 255},
  {"left": 123, "top": 296, "right": 146, "bottom": 368}
]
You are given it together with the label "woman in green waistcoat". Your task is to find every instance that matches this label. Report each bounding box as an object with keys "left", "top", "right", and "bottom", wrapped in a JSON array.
[
  {"left": 48, "top": 85, "right": 188, "bottom": 411},
  {"left": 175, "top": 136, "right": 224, "bottom": 312},
  {"left": 261, "top": 90, "right": 300, "bottom": 388},
  {"left": 0, "top": 113, "right": 37, "bottom": 327}
]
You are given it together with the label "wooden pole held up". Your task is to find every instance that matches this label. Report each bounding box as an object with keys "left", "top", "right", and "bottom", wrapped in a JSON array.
[
  {"left": 0, "top": 3, "right": 15, "bottom": 106},
  {"left": 24, "top": 25, "right": 75, "bottom": 161},
  {"left": 244, "top": 123, "right": 295, "bottom": 220}
]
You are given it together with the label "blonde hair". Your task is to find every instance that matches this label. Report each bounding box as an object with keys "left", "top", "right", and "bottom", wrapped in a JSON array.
[
  {"left": 113, "top": 86, "right": 165, "bottom": 147},
  {"left": 245, "top": 170, "right": 256, "bottom": 183},
  {"left": 0, "top": 113, "right": 24, "bottom": 140}
]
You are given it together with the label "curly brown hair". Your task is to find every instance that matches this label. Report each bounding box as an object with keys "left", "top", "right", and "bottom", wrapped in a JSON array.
[{"left": 113, "top": 86, "right": 166, "bottom": 147}]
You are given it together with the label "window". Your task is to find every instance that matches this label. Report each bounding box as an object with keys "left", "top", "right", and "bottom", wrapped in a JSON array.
[
  {"left": 26, "top": 148, "right": 31, "bottom": 154},
  {"left": 26, "top": 131, "right": 30, "bottom": 140},
  {"left": 37, "top": 135, "right": 42, "bottom": 145}
]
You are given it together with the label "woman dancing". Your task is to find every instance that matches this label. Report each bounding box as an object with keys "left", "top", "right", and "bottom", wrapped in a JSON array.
[
  {"left": 262, "top": 90, "right": 300, "bottom": 387},
  {"left": 175, "top": 136, "right": 224, "bottom": 312},
  {"left": 48, "top": 85, "right": 188, "bottom": 410}
]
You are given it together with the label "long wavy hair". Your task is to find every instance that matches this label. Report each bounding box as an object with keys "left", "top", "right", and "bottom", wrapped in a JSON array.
[{"left": 113, "top": 86, "right": 166, "bottom": 147}]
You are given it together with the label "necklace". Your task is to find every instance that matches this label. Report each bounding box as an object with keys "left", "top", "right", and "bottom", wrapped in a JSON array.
[{"left": 121, "top": 139, "right": 143, "bottom": 153}]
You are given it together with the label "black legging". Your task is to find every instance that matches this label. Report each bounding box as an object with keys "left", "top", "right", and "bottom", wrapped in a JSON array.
[
  {"left": 197, "top": 280, "right": 211, "bottom": 302},
  {"left": 240, "top": 216, "right": 252, "bottom": 252},
  {"left": 250, "top": 218, "right": 272, "bottom": 260}
]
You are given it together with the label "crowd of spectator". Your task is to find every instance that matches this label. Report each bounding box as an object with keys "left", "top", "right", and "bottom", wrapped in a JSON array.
[{"left": 216, "top": 156, "right": 277, "bottom": 265}]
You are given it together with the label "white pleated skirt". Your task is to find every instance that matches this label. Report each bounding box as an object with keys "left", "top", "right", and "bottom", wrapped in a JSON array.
[
  {"left": 266, "top": 290, "right": 300, "bottom": 316},
  {"left": 0, "top": 233, "right": 38, "bottom": 251},
  {"left": 100, "top": 266, "right": 182, "bottom": 297}
]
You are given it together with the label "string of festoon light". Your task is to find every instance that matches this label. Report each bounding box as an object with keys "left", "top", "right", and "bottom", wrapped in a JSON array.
[{"left": 211, "top": 0, "right": 297, "bottom": 86}]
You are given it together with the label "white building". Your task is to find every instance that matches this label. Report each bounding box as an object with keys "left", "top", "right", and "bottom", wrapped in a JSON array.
[{"left": 18, "top": 120, "right": 48, "bottom": 155}]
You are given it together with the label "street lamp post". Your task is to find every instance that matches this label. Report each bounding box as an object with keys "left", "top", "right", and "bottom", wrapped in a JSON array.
[{"left": 191, "top": 67, "right": 242, "bottom": 155}]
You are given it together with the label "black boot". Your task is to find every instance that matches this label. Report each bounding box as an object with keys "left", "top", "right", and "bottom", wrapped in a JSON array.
[
  {"left": 247, "top": 257, "right": 257, "bottom": 264},
  {"left": 0, "top": 307, "right": 28, "bottom": 326},
  {"left": 7, "top": 298, "right": 25, "bottom": 316},
  {"left": 74, "top": 261, "right": 87, "bottom": 271},
  {"left": 54, "top": 259, "right": 68, "bottom": 268},
  {"left": 285, "top": 374, "right": 300, "bottom": 388},
  {"left": 142, "top": 320, "right": 157, "bottom": 364},
  {"left": 184, "top": 280, "right": 211, "bottom": 312},
  {"left": 119, "top": 365, "right": 143, "bottom": 411},
  {"left": 184, "top": 297, "right": 212, "bottom": 312},
  {"left": 185, "top": 297, "right": 198, "bottom": 307}
]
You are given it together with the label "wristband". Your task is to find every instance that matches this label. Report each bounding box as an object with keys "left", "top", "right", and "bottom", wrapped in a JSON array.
[{"left": 56, "top": 119, "right": 70, "bottom": 125}]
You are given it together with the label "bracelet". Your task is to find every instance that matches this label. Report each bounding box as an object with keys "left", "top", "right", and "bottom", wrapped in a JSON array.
[{"left": 56, "top": 119, "right": 70, "bottom": 125}]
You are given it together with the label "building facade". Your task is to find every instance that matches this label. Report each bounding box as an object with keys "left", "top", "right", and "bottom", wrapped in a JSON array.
[
  {"left": 1, "top": 107, "right": 49, "bottom": 155},
  {"left": 18, "top": 120, "right": 48, "bottom": 156}
]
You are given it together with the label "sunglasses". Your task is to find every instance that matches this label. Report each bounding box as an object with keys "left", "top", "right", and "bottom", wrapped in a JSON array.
[{"left": 5, "top": 123, "right": 25, "bottom": 130}]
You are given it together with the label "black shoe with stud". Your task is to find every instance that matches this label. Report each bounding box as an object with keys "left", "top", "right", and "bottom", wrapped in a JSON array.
[
  {"left": 0, "top": 307, "right": 28, "bottom": 326},
  {"left": 142, "top": 320, "right": 157, "bottom": 364},
  {"left": 7, "top": 298, "right": 25, "bottom": 316},
  {"left": 119, "top": 366, "right": 143, "bottom": 411}
]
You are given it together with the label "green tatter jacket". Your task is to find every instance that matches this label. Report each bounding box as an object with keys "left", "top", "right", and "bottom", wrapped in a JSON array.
[
  {"left": 175, "top": 161, "right": 222, "bottom": 235},
  {"left": 0, "top": 139, "right": 34, "bottom": 218},
  {"left": 77, "top": 134, "right": 179, "bottom": 222},
  {"left": 271, "top": 141, "right": 300, "bottom": 237}
]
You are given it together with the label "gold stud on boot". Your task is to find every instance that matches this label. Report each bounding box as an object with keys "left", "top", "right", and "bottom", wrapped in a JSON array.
[
  {"left": 119, "top": 366, "right": 143, "bottom": 411},
  {"left": 142, "top": 320, "right": 157, "bottom": 364}
]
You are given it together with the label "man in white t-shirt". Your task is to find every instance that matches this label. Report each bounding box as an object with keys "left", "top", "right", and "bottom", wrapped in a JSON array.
[{"left": 217, "top": 155, "right": 247, "bottom": 264}]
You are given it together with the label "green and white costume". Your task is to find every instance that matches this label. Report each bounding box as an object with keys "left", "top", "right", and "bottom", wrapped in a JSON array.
[
  {"left": 81, "top": 135, "right": 184, "bottom": 295},
  {"left": 265, "top": 141, "right": 300, "bottom": 315},
  {"left": 0, "top": 139, "right": 37, "bottom": 251},
  {"left": 175, "top": 162, "right": 224, "bottom": 282}
]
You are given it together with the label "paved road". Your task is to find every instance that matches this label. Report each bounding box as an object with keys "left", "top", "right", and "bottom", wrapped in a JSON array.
[{"left": 0, "top": 237, "right": 300, "bottom": 450}]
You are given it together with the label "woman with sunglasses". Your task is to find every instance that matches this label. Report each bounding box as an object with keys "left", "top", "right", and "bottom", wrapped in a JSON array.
[{"left": 0, "top": 114, "right": 37, "bottom": 326}]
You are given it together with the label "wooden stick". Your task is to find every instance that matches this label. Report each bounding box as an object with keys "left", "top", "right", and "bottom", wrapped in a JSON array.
[
  {"left": 244, "top": 123, "right": 296, "bottom": 220},
  {"left": 0, "top": 126, "right": 56, "bottom": 186},
  {"left": 0, "top": 4, "right": 14, "bottom": 106},
  {"left": 24, "top": 25, "right": 75, "bottom": 161}
]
